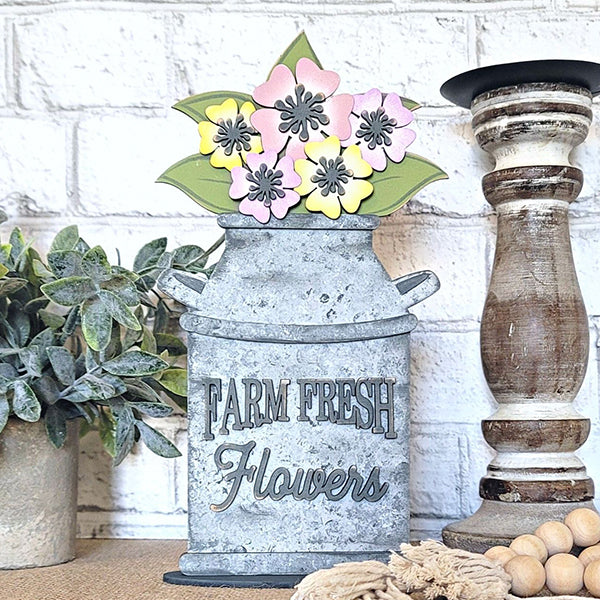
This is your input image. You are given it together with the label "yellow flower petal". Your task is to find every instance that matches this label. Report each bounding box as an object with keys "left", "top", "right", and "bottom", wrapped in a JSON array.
[
  {"left": 198, "top": 121, "right": 219, "bottom": 154},
  {"left": 305, "top": 188, "right": 341, "bottom": 219},
  {"left": 294, "top": 159, "right": 319, "bottom": 196},
  {"left": 342, "top": 145, "right": 373, "bottom": 178},
  {"left": 305, "top": 136, "right": 341, "bottom": 163},
  {"left": 239, "top": 101, "right": 256, "bottom": 123},
  {"left": 205, "top": 98, "right": 238, "bottom": 124},
  {"left": 210, "top": 145, "right": 242, "bottom": 171},
  {"left": 248, "top": 134, "right": 263, "bottom": 155},
  {"left": 339, "top": 179, "right": 374, "bottom": 214}
]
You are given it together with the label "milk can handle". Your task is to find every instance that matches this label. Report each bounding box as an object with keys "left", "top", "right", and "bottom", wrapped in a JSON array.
[
  {"left": 156, "top": 268, "right": 208, "bottom": 309},
  {"left": 392, "top": 270, "right": 440, "bottom": 308}
]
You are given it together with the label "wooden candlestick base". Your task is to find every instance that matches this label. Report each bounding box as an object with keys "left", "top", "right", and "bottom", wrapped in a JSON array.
[{"left": 440, "top": 64, "right": 600, "bottom": 552}]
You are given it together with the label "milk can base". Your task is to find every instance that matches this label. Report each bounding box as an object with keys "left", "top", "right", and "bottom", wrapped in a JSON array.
[{"left": 163, "top": 571, "right": 302, "bottom": 588}]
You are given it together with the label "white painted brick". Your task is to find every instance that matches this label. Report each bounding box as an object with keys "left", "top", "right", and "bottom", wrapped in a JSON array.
[
  {"left": 78, "top": 417, "right": 181, "bottom": 513},
  {"left": 0, "top": 118, "right": 68, "bottom": 215},
  {"left": 411, "top": 329, "right": 495, "bottom": 424},
  {"left": 374, "top": 221, "right": 489, "bottom": 322},
  {"left": 411, "top": 424, "right": 462, "bottom": 518},
  {"left": 571, "top": 114, "right": 600, "bottom": 215},
  {"left": 407, "top": 115, "right": 493, "bottom": 216},
  {"left": 463, "top": 431, "right": 493, "bottom": 515},
  {"left": 572, "top": 223, "right": 600, "bottom": 318},
  {"left": 15, "top": 11, "right": 167, "bottom": 109},
  {"left": 477, "top": 14, "right": 600, "bottom": 64},
  {"left": 0, "top": 19, "right": 7, "bottom": 106},
  {"left": 77, "top": 113, "right": 210, "bottom": 216}
]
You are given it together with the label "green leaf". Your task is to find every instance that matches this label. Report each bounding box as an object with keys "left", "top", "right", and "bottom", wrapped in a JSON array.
[
  {"left": 11, "top": 380, "right": 41, "bottom": 422},
  {"left": 100, "top": 275, "right": 139, "bottom": 307},
  {"left": 82, "top": 246, "right": 111, "bottom": 282},
  {"left": 0, "top": 243, "right": 12, "bottom": 267},
  {"left": 30, "top": 327, "right": 56, "bottom": 349},
  {"left": 0, "top": 393, "right": 9, "bottom": 434},
  {"left": 63, "top": 306, "right": 80, "bottom": 337},
  {"left": 135, "top": 420, "right": 181, "bottom": 458},
  {"left": 8, "top": 302, "right": 30, "bottom": 346},
  {"left": 103, "top": 350, "right": 169, "bottom": 377},
  {"left": 99, "top": 410, "right": 116, "bottom": 457},
  {"left": 47, "top": 346, "right": 76, "bottom": 386},
  {"left": 0, "top": 277, "right": 27, "bottom": 296},
  {"left": 130, "top": 401, "right": 173, "bottom": 418},
  {"left": 97, "top": 290, "right": 141, "bottom": 331},
  {"left": 32, "top": 259, "right": 54, "bottom": 279},
  {"left": 81, "top": 297, "right": 112, "bottom": 351},
  {"left": 24, "top": 296, "right": 49, "bottom": 314},
  {"left": 357, "top": 153, "right": 448, "bottom": 216},
  {"left": 112, "top": 403, "right": 135, "bottom": 466},
  {"left": 32, "top": 376, "right": 61, "bottom": 405},
  {"left": 155, "top": 333, "right": 186, "bottom": 356},
  {"left": 47, "top": 250, "right": 83, "bottom": 278},
  {"left": 74, "top": 374, "right": 117, "bottom": 400},
  {"left": 272, "top": 31, "right": 322, "bottom": 74},
  {"left": 125, "top": 380, "right": 162, "bottom": 403},
  {"left": 50, "top": 225, "right": 79, "bottom": 253},
  {"left": 159, "top": 368, "right": 187, "bottom": 397},
  {"left": 0, "top": 264, "right": 8, "bottom": 278},
  {"left": 20, "top": 346, "right": 43, "bottom": 377},
  {"left": 39, "top": 309, "right": 66, "bottom": 330},
  {"left": 173, "top": 91, "right": 253, "bottom": 124},
  {"left": 41, "top": 276, "right": 96, "bottom": 306},
  {"left": 157, "top": 154, "right": 237, "bottom": 215},
  {"left": 9, "top": 228, "right": 25, "bottom": 265},
  {"left": 44, "top": 404, "right": 67, "bottom": 448},
  {"left": 133, "top": 238, "right": 167, "bottom": 273}
]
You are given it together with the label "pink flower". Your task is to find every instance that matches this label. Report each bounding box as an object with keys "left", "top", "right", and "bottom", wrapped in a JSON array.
[
  {"left": 229, "top": 150, "right": 301, "bottom": 224},
  {"left": 342, "top": 88, "right": 416, "bottom": 171},
  {"left": 251, "top": 58, "right": 353, "bottom": 161}
]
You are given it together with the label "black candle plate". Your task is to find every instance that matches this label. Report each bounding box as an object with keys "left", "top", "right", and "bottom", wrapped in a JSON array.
[
  {"left": 163, "top": 570, "right": 303, "bottom": 588},
  {"left": 440, "top": 60, "right": 600, "bottom": 108}
]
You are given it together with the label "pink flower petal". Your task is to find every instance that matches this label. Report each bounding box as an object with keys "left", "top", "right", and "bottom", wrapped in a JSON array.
[
  {"left": 239, "top": 197, "right": 271, "bottom": 224},
  {"left": 271, "top": 190, "right": 300, "bottom": 219},
  {"left": 251, "top": 108, "right": 289, "bottom": 154},
  {"left": 358, "top": 143, "right": 387, "bottom": 172},
  {"left": 246, "top": 150, "right": 277, "bottom": 172},
  {"left": 252, "top": 64, "right": 296, "bottom": 107},
  {"left": 295, "top": 57, "right": 340, "bottom": 97},
  {"left": 276, "top": 155, "right": 302, "bottom": 189},
  {"left": 385, "top": 127, "right": 417, "bottom": 163},
  {"left": 382, "top": 93, "right": 414, "bottom": 127},
  {"left": 341, "top": 114, "right": 362, "bottom": 147},
  {"left": 323, "top": 94, "right": 354, "bottom": 141},
  {"left": 229, "top": 166, "right": 252, "bottom": 199},
  {"left": 352, "top": 88, "right": 382, "bottom": 116}
]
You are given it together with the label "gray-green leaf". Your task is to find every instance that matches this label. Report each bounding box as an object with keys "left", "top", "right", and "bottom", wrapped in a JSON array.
[
  {"left": 97, "top": 290, "right": 140, "bottom": 330},
  {"left": 159, "top": 368, "right": 187, "bottom": 397},
  {"left": 81, "top": 297, "right": 112, "bottom": 351},
  {"left": 50, "top": 225, "right": 79, "bottom": 252},
  {"left": 19, "top": 346, "right": 43, "bottom": 378},
  {"left": 133, "top": 238, "right": 167, "bottom": 272},
  {"left": 100, "top": 275, "right": 139, "bottom": 307},
  {"left": 74, "top": 374, "right": 117, "bottom": 400},
  {"left": 82, "top": 246, "right": 111, "bottom": 282},
  {"left": 135, "top": 420, "right": 181, "bottom": 458},
  {"left": 130, "top": 401, "right": 173, "bottom": 418},
  {"left": 102, "top": 351, "right": 168, "bottom": 377},
  {"left": 11, "top": 380, "right": 41, "bottom": 422},
  {"left": 44, "top": 404, "right": 67, "bottom": 448},
  {"left": 41, "top": 276, "right": 96, "bottom": 306},
  {"left": 0, "top": 393, "right": 9, "bottom": 434},
  {"left": 47, "top": 346, "right": 76, "bottom": 386},
  {"left": 47, "top": 250, "right": 83, "bottom": 278}
]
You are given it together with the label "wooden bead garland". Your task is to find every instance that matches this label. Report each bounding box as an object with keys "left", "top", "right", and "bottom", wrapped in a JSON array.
[
  {"left": 484, "top": 545, "right": 517, "bottom": 567},
  {"left": 504, "top": 555, "right": 546, "bottom": 597},
  {"left": 535, "top": 521, "right": 573, "bottom": 556},
  {"left": 544, "top": 553, "right": 584, "bottom": 595},
  {"left": 564, "top": 508, "right": 600, "bottom": 547},
  {"left": 579, "top": 544, "right": 600, "bottom": 568},
  {"left": 584, "top": 559, "right": 600, "bottom": 597},
  {"left": 510, "top": 534, "right": 548, "bottom": 564}
]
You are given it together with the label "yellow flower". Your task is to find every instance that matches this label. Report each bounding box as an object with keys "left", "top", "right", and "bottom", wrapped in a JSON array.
[
  {"left": 198, "top": 98, "right": 262, "bottom": 171},
  {"left": 294, "top": 136, "right": 373, "bottom": 219}
]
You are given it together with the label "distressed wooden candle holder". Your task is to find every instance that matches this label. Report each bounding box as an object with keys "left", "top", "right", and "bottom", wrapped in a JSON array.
[{"left": 440, "top": 61, "right": 600, "bottom": 552}]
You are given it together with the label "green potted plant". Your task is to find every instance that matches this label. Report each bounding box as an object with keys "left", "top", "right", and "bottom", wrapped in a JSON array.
[{"left": 0, "top": 209, "right": 220, "bottom": 569}]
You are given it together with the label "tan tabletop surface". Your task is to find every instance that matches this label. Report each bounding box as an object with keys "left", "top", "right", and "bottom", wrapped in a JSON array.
[{"left": 0, "top": 539, "right": 294, "bottom": 600}]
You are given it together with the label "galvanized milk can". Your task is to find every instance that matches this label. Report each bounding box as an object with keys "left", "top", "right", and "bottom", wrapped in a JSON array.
[{"left": 158, "top": 213, "right": 439, "bottom": 579}]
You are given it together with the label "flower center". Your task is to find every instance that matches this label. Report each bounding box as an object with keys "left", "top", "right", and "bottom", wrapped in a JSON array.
[
  {"left": 311, "top": 156, "right": 353, "bottom": 197},
  {"left": 246, "top": 163, "right": 286, "bottom": 207},
  {"left": 356, "top": 107, "right": 397, "bottom": 150},
  {"left": 274, "top": 84, "right": 330, "bottom": 143},
  {"left": 213, "top": 114, "right": 255, "bottom": 156}
]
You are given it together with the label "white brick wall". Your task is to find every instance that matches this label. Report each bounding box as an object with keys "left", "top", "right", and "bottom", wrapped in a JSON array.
[{"left": 1, "top": 0, "right": 600, "bottom": 543}]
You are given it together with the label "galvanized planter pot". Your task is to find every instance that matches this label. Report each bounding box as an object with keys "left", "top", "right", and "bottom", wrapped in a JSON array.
[
  {"left": 159, "top": 214, "right": 439, "bottom": 577},
  {"left": 0, "top": 419, "right": 79, "bottom": 569}
]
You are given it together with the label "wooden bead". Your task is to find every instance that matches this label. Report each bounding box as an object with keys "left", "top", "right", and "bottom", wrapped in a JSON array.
[
  {"left": 484, "top": 545, "right": 517, "bottom": 567},
  {"left": 510, "top": 534, "right": 549, "bottom": 564},
  {"left": 535, "top": 521, "right": 574, "bottom": 556},
  {"left": 584, "top": 559, "right": 600, "bottom": 597},
  {"left": 565, "top": 508, "right": 600, "bottom": 547},
  {"left": 505, "top": 555, "right": 546, "bottom": 598},
  {"left": 579, "top": 544, "right": 600, "bottom": 567},
  {"left": 545, "top": 553, "right": 584, "bottom": 595}
]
